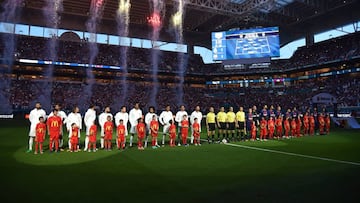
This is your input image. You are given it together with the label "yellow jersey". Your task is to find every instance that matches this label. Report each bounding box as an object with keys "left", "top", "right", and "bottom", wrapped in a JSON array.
[
  {"left": 226, "top": 112, "right": 236, "bottom": 123},
  {"left": 217, "top": 112, "right": 227, "bottom": 123},
  {"left": 236, "top": 111, "right": 245, "bottom": 122},
  {"left": 206, "top": 112, "right": 216, "bottom": 123}
]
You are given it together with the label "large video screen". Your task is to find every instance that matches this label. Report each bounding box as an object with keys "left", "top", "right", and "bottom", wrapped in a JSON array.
[{"left": 212, "top": 27, "right": 280, "bottom": 61}]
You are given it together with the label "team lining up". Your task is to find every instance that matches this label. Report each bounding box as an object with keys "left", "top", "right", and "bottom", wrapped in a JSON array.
[{"left": 26, "top": 103, "right": 331, "bottom": 154}]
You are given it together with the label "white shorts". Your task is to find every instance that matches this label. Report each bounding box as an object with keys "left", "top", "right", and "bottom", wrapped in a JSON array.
[
  {"left": 130, "top": 125, "right": 136, "bottom": 134},
  {"left": 163, "top": 124, "right": 170, "bottom": 134},
  {"left": 28, "top": 124, "right": 36, "bottom": 137}
]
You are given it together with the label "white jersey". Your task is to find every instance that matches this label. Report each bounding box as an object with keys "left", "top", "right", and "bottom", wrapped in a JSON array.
[
  {"left": 175, "top": 110, "right": 188, "bottom": 126},
  {"left": 49, "top": 110, "right": 67, "bottom": 123},
  {"left": 114, "top": 112, "right": 129, "bottom": 127},
  {"left": 84, "top": 108, "right": 96, "bottom": 127},
  {"left": 129, "top": 108, "right": 142, "bottom": 127},
  {"left": 28, "top": 108, "right": 47, "bottom": 137},
  {"left": 66, "top": 112, "right": 82, "bottom": 131},
  {"left": 159, "top": 111, "right": 173, "bottom": 125},
  {"left": 145, "top": 112, "right": 157, "bottom": 127},
  {"left": 99, "top": 112, "right": 113, "bottom": 129}
]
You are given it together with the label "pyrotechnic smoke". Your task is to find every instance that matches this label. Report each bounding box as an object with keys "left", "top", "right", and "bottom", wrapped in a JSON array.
[
  {"left": 0, "top": 0, "right": 23, "bottom": 114},
  {"left": 83, "top": 0, "right": 105, "bottom": 108},
  {"left": 34, "top": 0, "right": 63, "bottom": 112},
  {"left": 116, "top": 0, "right": 131, "bottom": 107},
  {"left": 171, "top": 0, "right": 186, "bottom": 107},
  {"left": 148, "top": 0, "right": 165, "bottom": 108}
]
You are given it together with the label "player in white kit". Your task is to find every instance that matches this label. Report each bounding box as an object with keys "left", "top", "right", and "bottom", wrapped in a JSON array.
[
  {"left": 114, "top": 106, "right": 129, "bottom": 147},
  {"left": 98, "top": 106, "right": 113, "bottom": 149},
  {"left": 159, "top": 105, "right": 173, "bottom": 146},
  {"left": 66, "top": 106, "right": 82, "bottom": 151},
  {"left": 128, "top": 103, "right": 143, "bottom": 147},
  {"left": 83, "top": 105, "right": 97, "bottom": 151},
  {"left": 27, "top": 102, "right": 47, "bottom": 153},
  {"left": 190, "top": 106, "right": 203, "bottom": 144},
  {"left": 175, "top": 105, "right": 188, "bottom": 146},
  {"left": 144, "top": 106, "right": 158, "bottom": 148}
]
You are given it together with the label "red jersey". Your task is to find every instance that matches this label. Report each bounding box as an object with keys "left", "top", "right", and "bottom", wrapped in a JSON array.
[
  {"left": 260, "top": 120, "right": 267, "bottom": 130},
  {"left": 71, "top": 126, "right": 79, "bottom": 138},
  {"left": 181, "top": 120, "right": 189, "bottom": 137},
  {"left": 193, "top": 122, "right": 200, "bottom": 137},
  {"left": 268, "top": 119, "right": 275, "bottom": 130},
  {"left": 319, "top": 116, "right": 325, "bottom": 126},
  {"left": 150, "top": 120, "right": 159, "bottom": 137},
  {"left": 309, "top": 116, "right": 315, "bottom": 127},
  {"left": 35, "top": 122, "right": 46, "bottom": 142},
  {"left": 117, "top": 124, "right": 126, "bottom": 139},
  {"left": 169, "top": 124, "right": 176, "bottom": 139},
  {"left": 291, "top": 120, "right": 297, "bottom": 130},
  {"left": 303, "top": 115, "right": 309, "bottom": 126},
  {"left": 325, "top": 116, "right": 330, "bottom": 127},
  {"left": 89, "top": 125, "right": 97, "bottom": 142},
  {"left": 296, "top": 118, "right": 302, "bottom": 128},
  {"left": 137, "top": 122, "right": 146, "bottom": 138},
  {"left": 104, "top": 121, "right": 114, "bottom": 136},
  {"left": 284, "top": 119, "right": 290, "bottom": 130},
  {"left": 47, "top": 116, "right": 62, "bottom": 137},
  {"left": 275, "top": 118, "right": 282, "bottom": 128}
]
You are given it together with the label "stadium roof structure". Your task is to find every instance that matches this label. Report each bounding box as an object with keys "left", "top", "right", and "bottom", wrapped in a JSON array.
[{"left": 8, "top": 0, "right": 360, "bottom": 47}]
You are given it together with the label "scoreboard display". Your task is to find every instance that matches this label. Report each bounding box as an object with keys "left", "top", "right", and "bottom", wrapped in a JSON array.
[{"left": 212, "top": 27, "right": 280, "bottom": 61}]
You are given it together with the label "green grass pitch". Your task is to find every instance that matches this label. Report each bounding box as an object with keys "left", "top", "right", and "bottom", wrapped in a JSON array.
[{"left": 0, "top": 119, "right": 359, "bottom": 203}]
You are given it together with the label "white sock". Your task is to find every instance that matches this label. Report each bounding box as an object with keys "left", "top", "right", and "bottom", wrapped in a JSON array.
[
  {"left": 68, "top": 140, "right": 71, "bottom": 150},
  {"left": 129, "top": 135, "right": 133, "bottom": 147},
  {"left": 162, "top": 135, "right": 165, "bottom": 145},
  {"left": 155, "top": 139, "right": 158, "bottom": 146},
  {"left": 84, "top": 136, "right": 89, "bottom": 150},
  {"left": 101, "top": 137, "right": 104, "bottom": 148},
  {"left": 59, "top": 139, "right": 63, "bottom": 148},
  {"left": 191, "top": 135, "right": 194, "bottom": 144},
  {"left": 28, "top": 137, "right": 34, "bottom": 150},
  {"left": 144, "top": 136, "right": 148, "bottom": 147}
]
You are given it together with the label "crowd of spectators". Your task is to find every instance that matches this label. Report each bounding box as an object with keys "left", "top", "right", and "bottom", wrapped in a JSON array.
[{"left": 9, "top": 74, "right": 359, "bottom": 115}]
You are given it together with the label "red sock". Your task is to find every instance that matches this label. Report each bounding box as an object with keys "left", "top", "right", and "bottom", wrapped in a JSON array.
[
  {"left": 55, "top": 140, "right": 59, "bottom": 151},
  {"left": 49, "top": 139, "right": 53, "bottom": 151}
]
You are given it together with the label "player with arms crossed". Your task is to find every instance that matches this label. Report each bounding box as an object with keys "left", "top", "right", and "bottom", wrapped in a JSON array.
[
  {"left": 99, "top": 106, "right": 113, "bottom": 149},
  {"left": 193, "top": 117, "right": 201, "bottom": 146},
  {"left": 190, "top": 106, "right": 202, "bottom": 144},
  {"left": 115, "top": 106, "right": 129, "bottom": 147},
  {"left": 104, "top": 115, "right": 114, "bottom": 151},
  {"left": 175, "top": 105, "right": 188, "bottom": 146},
  {"left": 27, "top": 102, "right": 46, "bottom": 153},
  {"left": 129, "top": 103, "right": 143, "bottom": 147},
  {"left": 117, "top": 119, "right": 126, "bottom": 150},
  {"left": 83, "top": 105, "right": 96, "bottom": 151},
  {"left": 159, "top": 105, "right": 173, "bottom": 146},
  {"left": 136, "top": 117, "right": 146, "bottom": 150},
  {"left": 150, "top": 115, "right": 160, "bottom": 149},
  {"left": 88, "top": 121, "right": 97, "bottom": 152}
]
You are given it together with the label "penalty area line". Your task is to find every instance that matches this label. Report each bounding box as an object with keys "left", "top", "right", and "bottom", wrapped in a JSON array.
[{"left": 223, "top": 142, "right": 360, "bottom": 166}]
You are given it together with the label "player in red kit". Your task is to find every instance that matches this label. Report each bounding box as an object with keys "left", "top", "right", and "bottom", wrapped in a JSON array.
[
  {"left": 303, "top": 112, "right": 309, "bottom": 135},
  {"left": 250, "top": 121, "right": 256, "bottom": 141},
  {"left": 169, "top": 120, "right": 176, "bottom": 147},
  {"left": 284, "top": 117, "right": 290, "bottom": 139},
  {"left": 34, "top": 116, "right": 46, "bottom": 154},
  {"left": 296, "top": 116, "right": 302, "bottom": 137},
  {"left": 181, "top": 115, "right": 189, "bottom": 146},
  {"left": 291, "top": 118, "right": 297, "bottom": 138},
  {"left": 325, "top": 114, "right": 331, "bottom": 134},
  {"left": 117, "top": 119, "right": 126, "bottom": 150},
  {"left": 275, "top": 115, "right": 283, "bottom": 139},
  {"left": 47, "top": 109, "right": 62, "bottom": 152},
  {"left": 319, "top": 113, "right": 325, "bottom": 135},
  {"left": 267, "top": 117, "right": 275, "bottom": 139},
  {"left": 193, "top": 117, "right": 201, "bottom": 146},
  {"left": 136, "top": 117, "right": 146, "bottom": 150},
  {"left": 88, "top": 122, "right": 97, "bottom": 152},
  {"left": 309, "top": 113, "right": 315, "bottom": 136},
  {"left": 104, "top": 115, "right": 114, "bottom": 150},
  {"left": 150, "top": 115, "right": 159, "bottom": 149},
  {"left": 70, "top": 123, "right": 79, "bottom": 152},
  {"left": 260, "top": 117, "right": 267, "bottom": 141}
]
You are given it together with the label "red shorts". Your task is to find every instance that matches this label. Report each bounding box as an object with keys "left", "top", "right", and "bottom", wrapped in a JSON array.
[
  {"left": 181, "top": 133, "right": 188, "bottom": 138},
  {"left": 50, "top": 133, "right": 59, "bottom": 140},
  {"left": 105, "top": 134, "right": 112, "bottom": 140},
  {"left": 117, "top": 136, "right": 125, "bottom": 142},
  {"left": 71, "top": 137, "right": 78, "bottom": 144},
  {"left": 151, "top": 133, "right": 158, "bottom": 138},
  {"left": 138, "top": 135, "right": 144, "bottom": 140},
  {"left": 170, "top": 134, "right": 176, "bottom": 139},
  {"left": 36, "top": 135, "right": 44, "bottom": 142},
  {"left": 89, "top": 135, "right": 96, "bottom": 143}
]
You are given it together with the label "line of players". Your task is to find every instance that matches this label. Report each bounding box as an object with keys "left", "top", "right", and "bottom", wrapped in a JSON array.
[
  {"left": 27, "top": 102, "right": 203, "bottom": 154},
  {"left": 205, "top": 105, "right": 331, "bottom": 143}
]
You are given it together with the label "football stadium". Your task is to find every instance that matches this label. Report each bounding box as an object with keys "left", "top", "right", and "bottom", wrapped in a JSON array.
[{"left": 0, "top": 0, "right": 360, "bottom": 202}]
